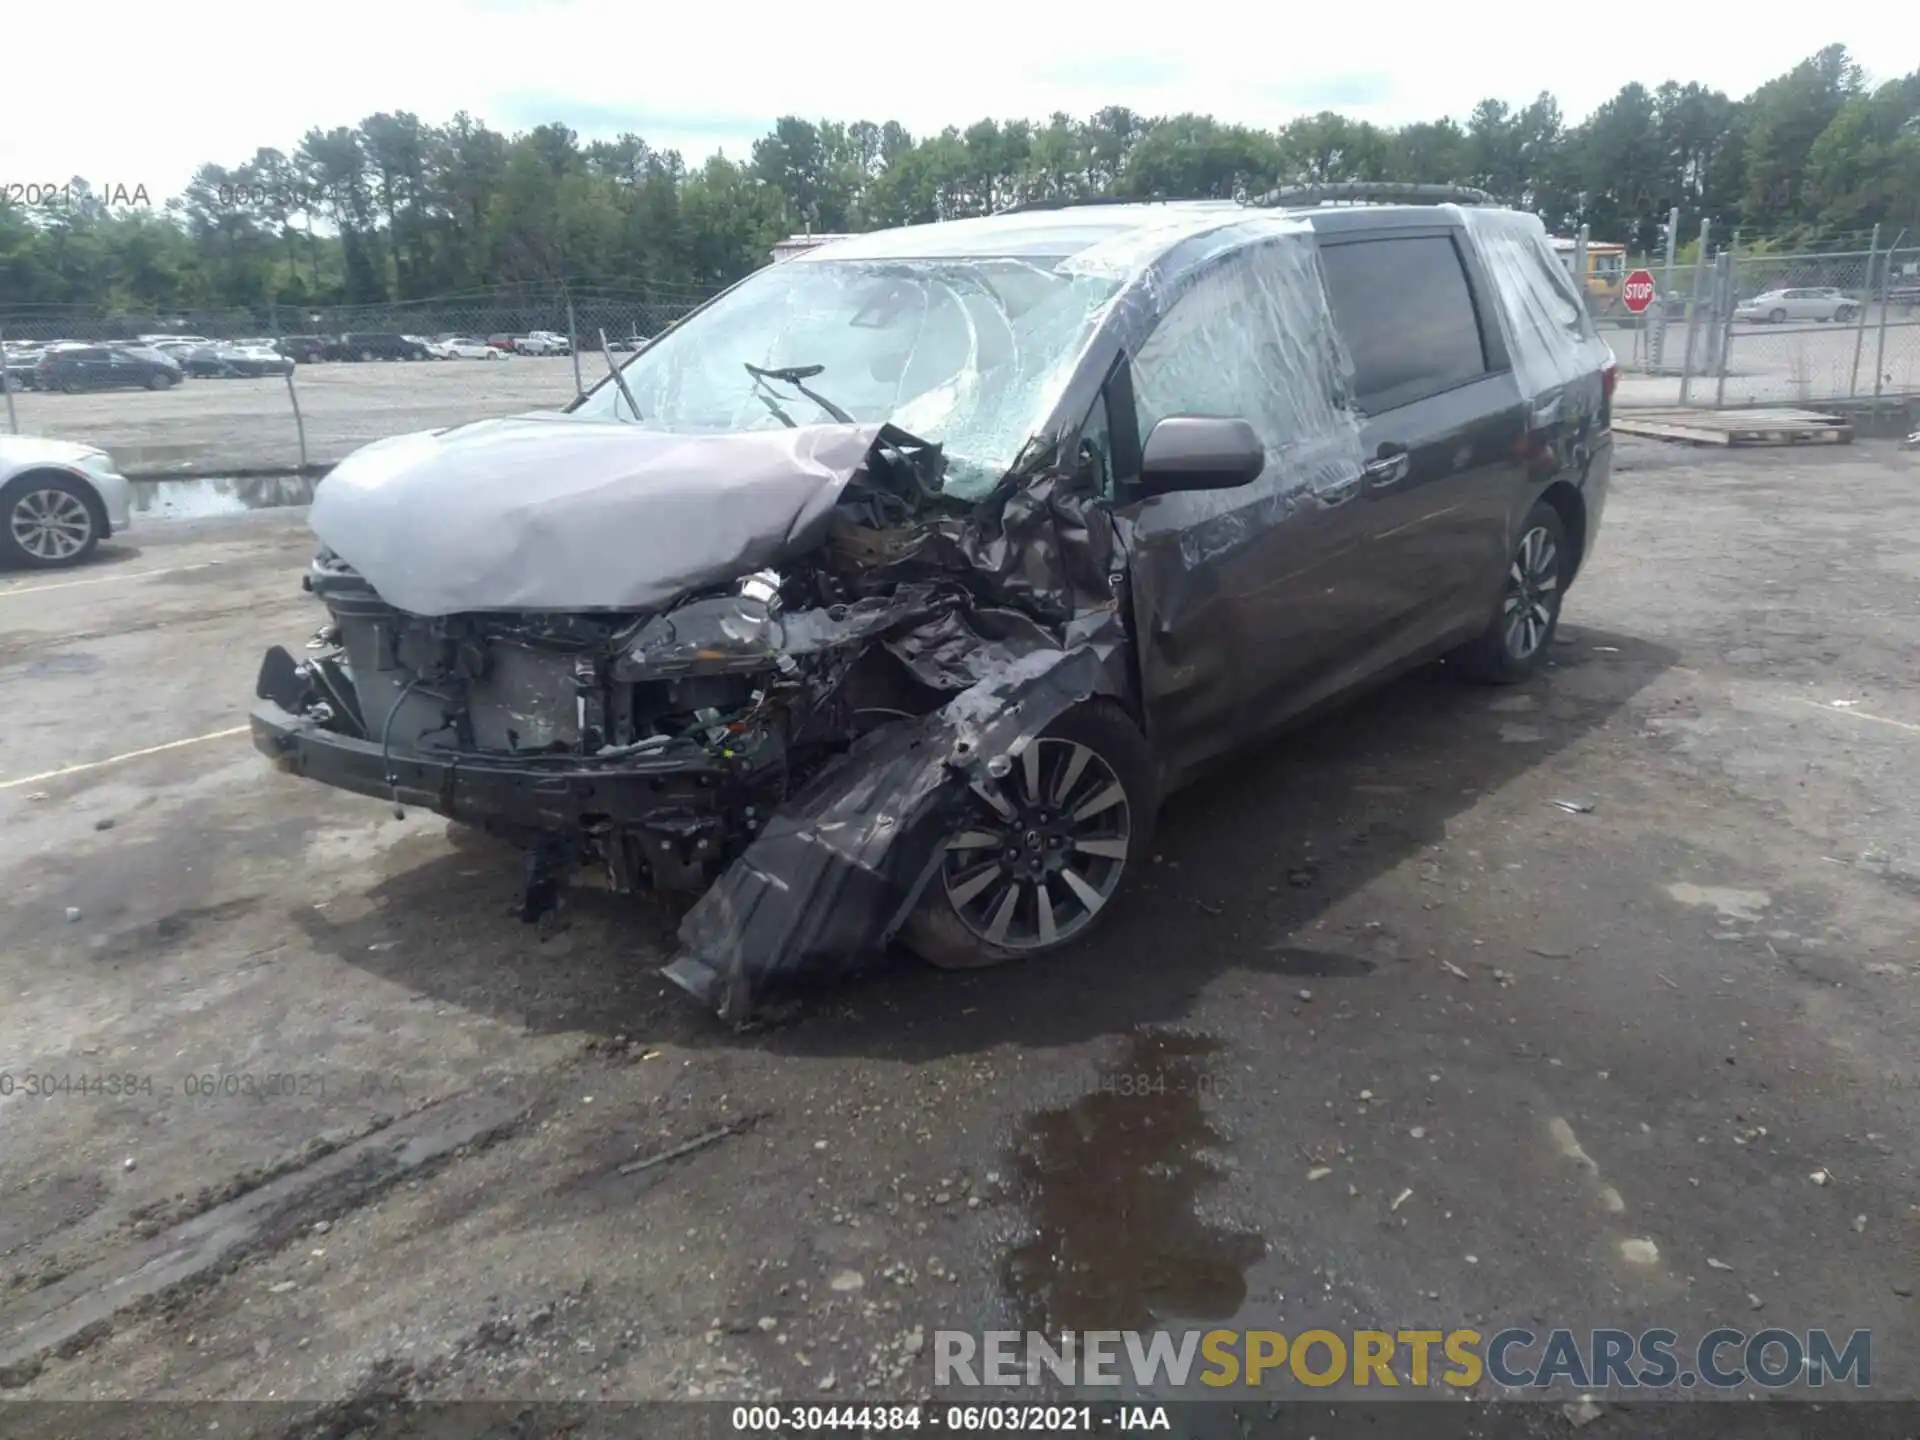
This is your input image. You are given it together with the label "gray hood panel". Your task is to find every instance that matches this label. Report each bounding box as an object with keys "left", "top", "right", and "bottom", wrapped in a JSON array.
[{"left": 309, "top": 415, "right": 885, "bottom": 616}]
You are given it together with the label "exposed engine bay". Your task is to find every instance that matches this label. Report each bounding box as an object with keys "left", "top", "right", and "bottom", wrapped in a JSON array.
[{"left": 253, "top": 420, "right": 1130, "bottom": 1020}]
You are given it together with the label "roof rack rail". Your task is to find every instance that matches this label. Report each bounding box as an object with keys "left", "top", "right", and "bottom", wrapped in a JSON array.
[
  {"left": 1251, "top": 182, "right": 1496, "bottom": 209},
  {"left": 997, "top": 194, "right": 1236, "bottom": 215}
]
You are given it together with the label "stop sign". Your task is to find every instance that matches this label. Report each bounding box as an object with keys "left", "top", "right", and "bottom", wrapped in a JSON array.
[{"left": 1621, "top": 269, "right": 1657, "bottom": 315}]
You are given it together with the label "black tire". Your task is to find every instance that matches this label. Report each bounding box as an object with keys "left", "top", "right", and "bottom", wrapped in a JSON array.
[
  {"left": 358, "top": 349, "right": 375, "bottom": 362},
  {"left": 1450, "top": 500, "right": 1571, "bottom": 685},
  {"left": 146, "top": 370, "right": 174, "bottom": 390},
  {"left": 1768, "top": 308, "right": 1787, "bottom": 324},
  {"left": 901, "top": 699, "right": 1156, "bottom": 971},
  {"left": 1835, "top": 305, "right": 1857, "bottom": 323},
  {"left": 0, "top": 473, "right": 102, "bottom": 569}
]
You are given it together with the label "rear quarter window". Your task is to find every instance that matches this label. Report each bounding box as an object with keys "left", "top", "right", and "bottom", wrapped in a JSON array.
[
  {"left": 1317, "top": 235, "right": 1489, "bottom": 412},
  {"left": 1455, "top": 208, "right": 1604, "bottom": 395}
]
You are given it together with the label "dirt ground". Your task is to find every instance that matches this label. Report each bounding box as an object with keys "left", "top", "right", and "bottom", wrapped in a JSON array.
[
  {"left": 0, "top": 436, "right": 1916, "bottom": 1435},
  {"left": 4, "top": 356, "right": 586, "bottom": 475}
]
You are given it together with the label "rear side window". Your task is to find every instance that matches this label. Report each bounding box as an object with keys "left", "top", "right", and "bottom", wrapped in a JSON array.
[{"left": 1318, "top": 236, "right": 1488, "bottom": 411}]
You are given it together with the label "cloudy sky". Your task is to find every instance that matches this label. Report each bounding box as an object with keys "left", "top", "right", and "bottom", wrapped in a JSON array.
[{"left": 3, "top": 2, "right": 1913, "bottom": 205}]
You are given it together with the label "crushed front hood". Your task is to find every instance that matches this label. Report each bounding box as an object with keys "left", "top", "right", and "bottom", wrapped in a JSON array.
[{"left": 309, "top": 414, "right": 884, "bottom": 616}]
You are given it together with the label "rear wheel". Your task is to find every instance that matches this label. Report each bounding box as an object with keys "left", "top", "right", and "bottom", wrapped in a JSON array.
[
  {"left": 146, "top": 370, "right": 174, "bottom": 390},
  {"left": 1, "top": 474, "right": 101, "bottom": 568},
  {"left": 901, "top": 700, "right": 1155, "bottom": 970},
  {"left": 1450, "top": 500, "right": 1570, "bottom": 685},
  {"left": 1768, "top": 307, "right": 1787, "bottom": 324}
]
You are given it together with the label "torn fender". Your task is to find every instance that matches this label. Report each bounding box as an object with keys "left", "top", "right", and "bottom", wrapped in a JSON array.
[{"left": 662, "top": 636, "right": 1125, "bottom": 1022}]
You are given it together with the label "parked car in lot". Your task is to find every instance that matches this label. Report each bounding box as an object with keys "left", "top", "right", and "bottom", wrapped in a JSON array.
[
  {"left": 428, "top": 336, "right": 510, "bottom": 360},
  {"left": 485, "top": 334, "right": 518, "bottom": 353},
  {"left": 1734, "top": 287, "right": 1859, "bottom": 324},
  {"left": 253, "top": 198, "right": 1616, "bottom": 1020},
  {"left": 513, "top": 330, "right": 571, "bottom": 355},
  {"left": 329, "top": 332, "right": 433, "bottom": 362},
  {"left": 36, "top": 344, "right": 182, "bottom": 391},
  {"left": 605, "top": 334, "right": 650, "bottom": 352},
  {"left": 0, "top": 433, "right": 132, "bottom": 568},
  {"left": 277, "top": 334, "right": 329, "bottom": 363},
  {"left": 2, "top": 346, "right": 42, "bottom": 391},
  {"left": 214, "top": 342, "right": 297, "bottom": 377}
]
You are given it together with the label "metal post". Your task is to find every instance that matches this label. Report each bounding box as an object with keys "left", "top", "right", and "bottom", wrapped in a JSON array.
[
  {"left": 1574, "top": 224, "right": 1590, "bottom": 325},
  {"left": 1678, "top": 219, "right": 1712, "bottom": 407},
  {"left": 1849, "top": 223, "right": 1881, "bottom": 400},
  {"left": 1872, "top": 230, "right": 1906, "bottom": 413},
  {"left": 0, "top": 320, "right": 16, "bottom": 435},
  {"left": 268, "top": 306, "right": 308, "bottom": 472},
  {"left": 1714, "top": 246, "right": 1736, "bottom": 408},
  {"left": 566, "top": 291, "right": 584, "bottom": 400},
  {"left": 1652, "top": 206, "right": 1680, "bottom": 371}
]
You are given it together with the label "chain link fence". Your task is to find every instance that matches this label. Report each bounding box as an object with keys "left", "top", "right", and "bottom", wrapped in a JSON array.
[
  {"left": 0, "top": 284, "right": 718, "bottom": 476},
  {"left": 1604, "top": 236, "right": 1920, "bottom": 411}
]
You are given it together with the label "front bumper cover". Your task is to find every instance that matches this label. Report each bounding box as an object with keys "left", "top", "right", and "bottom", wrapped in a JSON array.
[{"left": 250, "top": 699, "right": 731, "bottom": 834}]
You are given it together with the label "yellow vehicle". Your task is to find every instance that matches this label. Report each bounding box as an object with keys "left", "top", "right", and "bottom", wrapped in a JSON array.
[{"left": 1550, "top": 237, "right": 1638, "bottom": 325}]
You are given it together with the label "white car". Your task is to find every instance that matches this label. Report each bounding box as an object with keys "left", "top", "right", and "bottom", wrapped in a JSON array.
[
  {"left": 0, "top": 435, "right": 133, "bottom": 569},
  {"left": 513, "top": 330, "right": 571, "bottom": 356},
  {"left": 1734, "top": 287, "right": 1860, "bottom": 324},
  {"left": 431, "top": 337, "right": 509, "bottom": 360}
]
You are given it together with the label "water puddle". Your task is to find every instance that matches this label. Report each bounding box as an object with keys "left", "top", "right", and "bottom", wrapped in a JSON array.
[
  {"left": 1001, "top": 1030, "right": 1265, "bottom": 1333},
  {"left": 130, "top": 475, "right": 319, "bottom": 520}
]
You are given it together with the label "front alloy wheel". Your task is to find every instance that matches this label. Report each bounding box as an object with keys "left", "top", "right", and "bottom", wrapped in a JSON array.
[
  {"left": 903, "top": 701, "right": 1155, "bottom": 970},
  {"left": 4, "top": 478, "right": 99, "bottom": 568},
  {"left": 942, "top": 736, "right": 1132, "bottom": 952}
]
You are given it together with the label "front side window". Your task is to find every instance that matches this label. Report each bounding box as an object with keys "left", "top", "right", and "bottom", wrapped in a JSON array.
[
  {"left": 1318, "top": 235, "right": 1490, "bottom": 411},
  {"left": 1130, "top": 243, "right": 1345, "bottom": 468},
  {"left": 571, "top": 256, "right": 1125, "bottom": 499}
]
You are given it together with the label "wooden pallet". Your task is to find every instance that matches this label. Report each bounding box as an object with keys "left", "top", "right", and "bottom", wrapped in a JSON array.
[{"left": 1614, "top": 407, "right": 1854, "bottom": 447}]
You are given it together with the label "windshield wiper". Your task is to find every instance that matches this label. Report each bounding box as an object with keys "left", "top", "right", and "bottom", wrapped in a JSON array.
[
  {"left": 598, "top": 328, "right": 642, "bottom": 422},
  {"left": 745, "top": 367, "right": 799, "bottom": 429},
  {"left": 742, "top": 362, "right": 854, "bottom": 424}
]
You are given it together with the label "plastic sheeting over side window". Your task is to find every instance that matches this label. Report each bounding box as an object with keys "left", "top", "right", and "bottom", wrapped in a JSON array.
[
  {"left": 1128, "top": 231, "right": 1362, "bottom": 504},
  {"left": 1452, "top": 206, "right": 1608, "bottom": 396}
]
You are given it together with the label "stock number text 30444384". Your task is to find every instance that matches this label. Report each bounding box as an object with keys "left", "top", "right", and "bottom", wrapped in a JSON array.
[{"left": 1097, "top": 1071, "right": 1233, "bottom": 1100}]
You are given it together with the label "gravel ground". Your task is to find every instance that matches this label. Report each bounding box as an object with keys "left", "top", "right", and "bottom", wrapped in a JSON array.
[
  {"left": 4, "top": 356, "right": 587, "bottom": 475},
  {"left": 1614, "top": 310, "right": 1919, "bottom": 408},
  {"left": 0, "top": 436, "right": 1915, "bottom": 1436}
]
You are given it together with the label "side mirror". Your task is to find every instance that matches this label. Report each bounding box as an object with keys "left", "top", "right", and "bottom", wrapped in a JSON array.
[{"left": 1138, "top": 416, "right": 1266, "bottom": 495}]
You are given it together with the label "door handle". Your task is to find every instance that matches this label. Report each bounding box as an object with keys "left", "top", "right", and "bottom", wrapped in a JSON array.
[
  {"left": 1363, "top": 451, "right": 1411, "bottom": 490},
  {"left": 1317, "top": 473, "right": 1363, "bottom": 506}
]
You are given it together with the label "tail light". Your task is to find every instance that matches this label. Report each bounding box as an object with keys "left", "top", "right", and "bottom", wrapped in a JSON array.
[{"left": 1601, "top": 360, "right": 1619, "bottom": 403}]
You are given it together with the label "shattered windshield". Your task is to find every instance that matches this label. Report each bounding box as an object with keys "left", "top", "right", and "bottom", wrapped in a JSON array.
[{"left": 572, "top": 255, "right": 1125, "bottom": 498}]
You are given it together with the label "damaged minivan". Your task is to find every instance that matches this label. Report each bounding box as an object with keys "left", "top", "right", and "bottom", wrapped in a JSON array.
[{"left": 252, "top": 197, "right": 1616, "bottom": 1020}]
